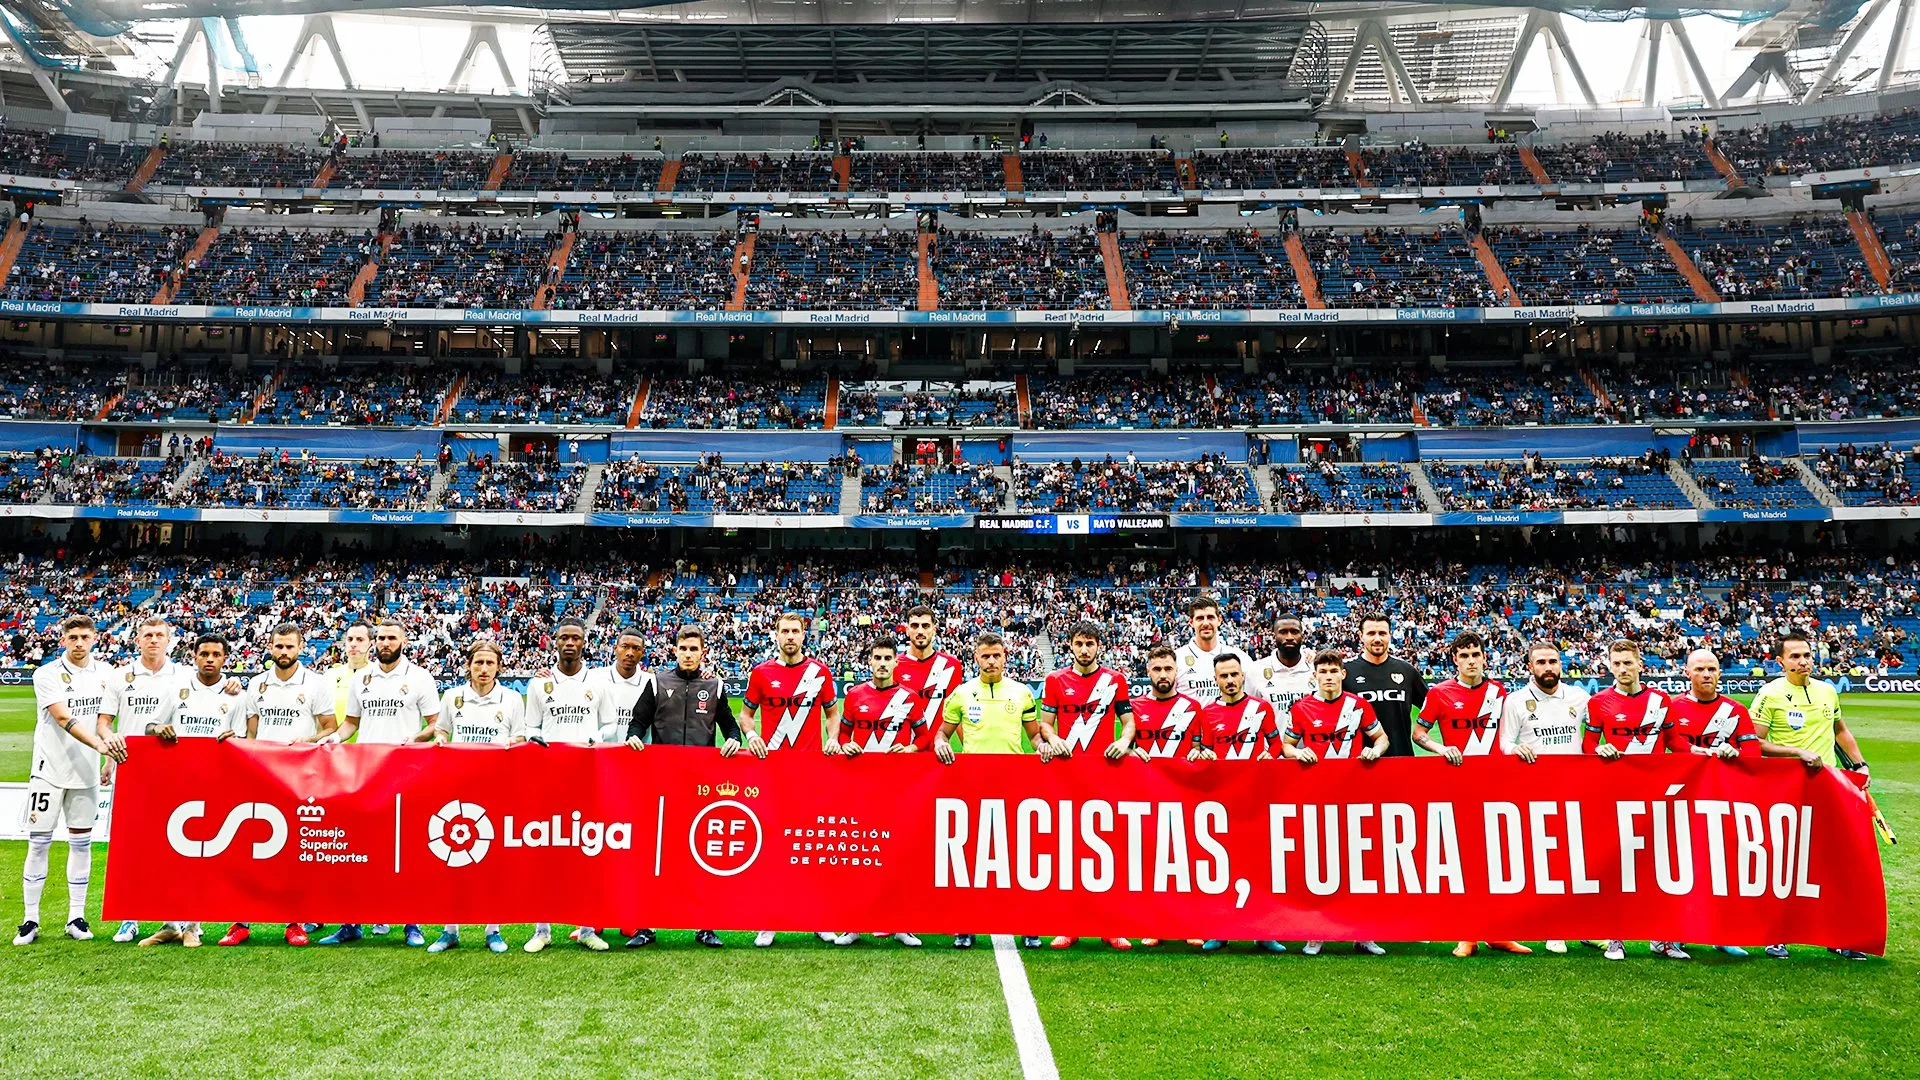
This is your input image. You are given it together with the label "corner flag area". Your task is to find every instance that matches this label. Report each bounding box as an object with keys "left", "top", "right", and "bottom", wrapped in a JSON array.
[{"left": 0, "top": 686, "right": 1912, "bottom": 1078}]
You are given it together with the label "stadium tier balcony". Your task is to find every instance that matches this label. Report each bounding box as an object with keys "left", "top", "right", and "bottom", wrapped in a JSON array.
[
  {"left": 108, "top": 370, "right": 264, "bottom": 423},
  {"left": 0, "top": 126, "right": 144, "bottom": 183},
  {"left": 449, "top": 369, "right": 634, "bottom": 426},
  {"left": 148, "top": 142, "right": 331, "bottom": 187},
  {"left": 861, "top": 463, "right": 1008, "bottom": 513},
  {"left": 639, "top": 376, "right": 825, "bottom": 429},
  {"left": 1484, "top": 225, "right": 1693, "bottom": 305},
  {"left": 1356, "top": 143, "right": 1529, "bottom": 187},
  {"left": 932, "top": 228, "right": 1107, "bottom": 310},
  {"left": 182, "top": 451, "right": 439, "bottom": 509},
  {"left": 1673, "top": 216, "right": 1881, "bottom": 299},
  {"left": 1417, "top": 369, "right": 1600, "bottom": 426},
  {"left": 1015, "top": 150, "right": 1179, "bottom": 192},
  {"left": 254, "top": 367, "right": 449, "bottom": 426},
  {"left": 1874, "top": 209, "right": 1920, "bottom": 290},
  {"left": 743, "top": 229, "right": 919, "bottom": 311},
  {"left": 1212, "top": 370, "right": 1416, "bottom": 425},
  {"left": 1029, "top": 373, "right": 1216, "bottom": 429},
  {"left": 849, "top": 152, "right": 1002, "bottom": 191},
  {"left": 330, "top": 149, "right": 495, "bottom": 189},
  {"left": 1812, "top": 444, "right": 1920, "bottom": 506},
  {"left": 1604, "top": 360, "right": 1765, "bottom": 423},
  {"left": 673, "top": 152, "right": 838, "bottom": 192},
  {"left": 549, "top": 231, "right": 737, "bottom": 311},
  {"left": 1305, "top": 228, "right": 1497, "bottom": 308},
  {"left": 503, "top": 151, "right": 664, "bottom": 191},
  {"left": 1529, "top": 131, "right": 1719, "bottom": 184},
  {"left": 171, "top": 227, "right": 377, "bottom": 307},
  {"left": 837, "top": 382, "right": 1017, "bottom": 428},
  {"left": 1188, "top": 148, "right": 1353, "bottom": 190},
  {"left": 1426, "top": 454, "right": 1686, "bottom": 510},
  {"left": 0, "top": 450, "right": 177, "bottom": 504},
  {"left": 0, "top": 358, "right": 115, "bottom": 421},
  {"left": 1270, "top": 463, "right": 1422, "bottom": 512},
  {"left": 371, "top": 223, "right": 555, "bottom": 309},
  {"left": 595, "top": 458, "right": 842, "bottom": 513},
  {"left": 1013, "top": 456, "right": 1260, "bottom": 512},
  {"left": 439, "top": 459, "right": 585, "bottom": 512},
  {"left": 1687, "top": 455, "right": 1822, "bottom": 509},
  {"left": 1764, "top": 352, "right": 1920, "bottom": 421},
  {"left": 1712, "top": 110, "right": 1920, "bottom": 178},
  {"left": 1120, "top": 229, "right": 1303, "bottom": 309},
  {"left": 4, "top": 220, "right": 195, "bottom": 304}
]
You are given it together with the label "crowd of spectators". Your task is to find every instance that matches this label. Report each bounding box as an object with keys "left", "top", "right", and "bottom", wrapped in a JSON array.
[
  {"left": 549, "top": 231, "right": 736, "bottom": 311},
  {"left": 1014, "top": 454, "right": 1259, "bottom": 512},
  {"left": 371, "top": 222, "right": 556, "bottom": 309},
  {"left": 182, "top": 450, "right": 440, "bottom": 509},
  {"left": 1529, "top": 130, "right": 1718, "bottom": 184},
  {"left": 107, "top": 369, "right": 263, "bottom": 422},
  {"left": 441, "top": 455, "right": 584, "bottom": 512},
  {"left": 837, "top": 384, "right": 1018, "bottom": 427},
  {"left": 255, "top": 367, "right": 448, "bottom": 426},
  {"left": 504, "top": 152, "right": 664, "bottom": 192},
  {"left": 1418, "top": 369, "right": 1601, "bottom": 427},
  {"left": 850, "top": 153, "right": 1001, "bottom": 191},
  {"left": 1427, "top": 450, "right": 1682, "bottom": 511},
  {"left": 1306, "top": 228, "right": 1500, "bottom": 308},
  {"left": 1357, "top": 142, "right": 1528, "bottom": 187},
  {"left": 1810, "top": 443, "right": 1920, "bottom": 505},
  {"left": 1188, "top": 148, "right": 1353, "bottom": 190},
  {"left": 171, "top": 227, "right": 377, "bottom": 307},
  {"left": 674, "top": 153, "right": 838, "bottom": 193},
  {"left": 1121, "top": 229, "right": 1302, "bottom": 309},
  {"left": 451, "top": 369, "right": 633, "bottom": 425},
  {"left": 1029, "top": 372, "right": 1216, "bottom": 428},
  {"left": 596, "top": 456, "right": 847, "bottom": 514},
  {"left": 1015, "top": 150, "right": 1179, "bottom": 193},
  {"left": 861, "top": 462, "right": 1008, "bottom": 514},
  {"left": 1676, "top": 215, "right": 1880, "bottom": 299},
  {"left": 0, "top": 357, "right": 115, "bottom": 421},
  {"left": 744, "top": 229, "right": 919, "bottom": 310},
  {"left": 149, "top": 142, "right": 331, "bottom": 187},
  {"left": 932, "top": 228, "right": 1108, "bottom": 310},
  {"left": 1269, "top": 462, "right": 1421, "bottom": 513},
  {"left": 331, "top": 150, "right": 494, "bottom": 190},
  {"left": 0, "top": 127, "right": 145, "bottom": 183},
  {"left": 639, "top": 376, "right": 825, "bottom": 429},
  {"left": 4, "top": 219, "right": 196, "bottom": 304},
  {"left": 1712, "top": 110, "right": 1920, "bottom": 178}
]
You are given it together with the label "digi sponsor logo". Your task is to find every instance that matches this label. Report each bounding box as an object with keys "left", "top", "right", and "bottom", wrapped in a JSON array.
[
  {"left": 428, "top": 799, "right": 494, "bottom": 867},
  {"left": 167, "top": 801, "right": 289, "bottom": 860},
  {"left": 690, "top": 799, "right": 762, "bottom": 876}
]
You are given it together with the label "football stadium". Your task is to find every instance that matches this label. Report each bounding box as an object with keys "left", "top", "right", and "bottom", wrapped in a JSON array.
[{"left": 0, "top": 0, "right": 1918, "bottom": 1074}]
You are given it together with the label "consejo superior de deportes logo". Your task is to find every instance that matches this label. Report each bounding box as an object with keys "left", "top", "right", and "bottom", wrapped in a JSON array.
[{"left": 428, "top": 799, "right": 494, "bottom": 867}]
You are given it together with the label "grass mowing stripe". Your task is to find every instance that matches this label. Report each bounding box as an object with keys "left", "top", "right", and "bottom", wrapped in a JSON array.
[{"left": 990, "top": 934, "right": 1059, "bottom": 1080}]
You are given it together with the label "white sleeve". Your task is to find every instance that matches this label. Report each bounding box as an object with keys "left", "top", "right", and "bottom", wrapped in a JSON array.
[
  {"left": 524, "top": 682, "right": 546, "bottom": 739},
  {"left": 344, "top": 674, "right": 363, "bottom": 721},
  {"left": 1498, "top": 692, "right": 1526, "bottom": 753},
  {"left": 223, "top": 696, "right": 247, "bottom": 735},
  {"left": 505, "top": 690, "right": 527, "bottom": 739},
  {"left": 32, "top": 666, "right": 61, "bottom": 715},
  {"left": 415, "top": 676, "right": 440, "bottom": 725},
  {"left": 310, "top": 677, "right": 335, "bottom": 722},
  {"left": 435, "top": 689, "right": 457, "bottom": 734}
]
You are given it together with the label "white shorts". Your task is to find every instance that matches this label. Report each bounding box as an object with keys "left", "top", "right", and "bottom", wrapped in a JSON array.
[{"left": 24, "top": 777, "right": 99, "bottom": 833}]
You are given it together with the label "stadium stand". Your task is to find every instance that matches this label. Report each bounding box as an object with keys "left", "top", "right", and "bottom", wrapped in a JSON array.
[
  {"left": 639, "top": 376, "right": 826, "bottom": 429},
  {"left": 1356, "top": 142, "right": 1528, "bottom": 187},
  {"left": 1485, "top": 224, "right": 1694, "bottom": 304},
  {"left": 1712, "top": 110, "right": 1920, "bottom": 178},
  {"left": 743, "top": 229, "right": 919, "bottom": 310},
  {"left": 107, "top": 368, "right": 263, "bottom": 422},
  {"left": 170, "top": 227, "right": 377, "bottom": 307},
  {"left": 1269, "top": 463, "right": 1422, "bottom": 512},
  {"left": 931, "top": 227, "right": 1107, "bottom": 310},
  {"left": 0, "top": 357, "right": 116, "bottom": 421},
  {"left": 1529, "top": 130, "right": 1719, "bottom": 183},
  {"left": 0, "top": 126, "right": 144, "bottom": 183},
  {"left": 330, "top": 149, "right": 495, "bottom": 189},
  {"left": 440, "top": 457, "right": 585, "bottom": 512},
  {"left": 596, "top": 457, "right": 843, "bottom": 513},
  {"left": 4, "top": 219, "right": 195, "bottom": 303},
  {"left": 181, "top": 451, "right": 440, "bottom": 509},
  {"left": 1214, "top": 370, "right": 1417, "bottom": 426},
  {"left": 1014, "top": 456, "right": 1261, "bottom": 512},
  {"left": 1188, "top": 148, "right": 1353, "bottom": 189},
  {"left": 849, "top": 152, "right": 1001, "bottom": 191},
  {"left": 548, "top": 230, "right": 736, "bottom": 310},
  {"left": 253, "top": 366, "right": 448, "bottom": 426},
  {"left": 1015, "top": 150, "right": 1179, "bottom": 192},
  {"left": 449, "top": 369, "right": 634, "bottom": 425},
  {"left": 674, "top": 152, "right": 838, "bottom": 192},
  {"left": 1029, "top": 373, "right": 1216, "bottom": 428},
  {"left": 147, "top": 142, "right": 330, "bottom": 187},
  {"left": 503, "top": 152, "right": 664, "bottom": 191},
  {"left": 1418, "top": 368, "right": 1600, "bottom": 426},
  {"left": 1120, "top": 229, "right": 1303, "bottom": 309},
  {"left": 1672, "top": 215, "right": 1882, "bottom": 299},
  {"left": 1305, "top": 227, "right": 1498, "bottom": 307},
  {"left": 370, "top": 222, "right": 555, "bottom": 308},
  {"left": 861, "top": 463, "right": 1008, "bottom": 513},
  {"left": 1811, "top": 444, "right": 1920, "bottom": 506},
  {"left": 1686, "top": 454, "right": 1823, "bottom": 508},
  {"left": 1427, "top": 451, "right": 1687, "bottom": 510},
  {"left": 838, "top": 382, "right": 1017, "bottom": 427}
]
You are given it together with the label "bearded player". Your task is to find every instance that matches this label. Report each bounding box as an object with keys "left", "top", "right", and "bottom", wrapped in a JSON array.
[
  {"left": 895, "top": 605, "right": 963, "bottom": 754},
  {"left": 1040, "top": 620, "right": 1136, "bottom": 951},
  {"left": 1584, "top": 639, "right": 1683, "bottom": 962},
  {"left": 1189, "top": 652, "right": 1285, "bottom": 956},
  {"left": 427, "top": 640, "right": 524, "bottom": 955},
  {"left": 1413, "top": 631, "right": 1529, "bottom": 959},
  {"left": 1124, "top": 644, "right": 1203, "bottom": 948},
  {"left": 1283, "top": 650, "right": 1387, "bottom": 957},
  {"left": 743, "top": 612, "right": 841, "bottom": 949},
  {"left": 1252, "top": 612, "right": 1314, "bottom": 714},
  {"left": 826, "top": 638, "right": 924, "bottom": 949}
]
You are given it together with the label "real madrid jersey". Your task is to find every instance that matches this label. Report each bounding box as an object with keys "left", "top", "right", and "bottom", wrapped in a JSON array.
[
  {"left": 525, "top": 666, "right": 605, "bottom": 745},
  {"left": 161, "top": 675, "right": 247, "bottom": 739},
  {"left": 32, "top": 656, "right": 113, "bottom": 790},
  {"left": 1174, "top": 637, "right": 1254, "bottom": 704},
  {"left": 346, "top": 659, "right": 440, "bottom": 744},
  {"left": 246, "top": 664, "right": 332, "bottom": 741},
  {"left": 586, "top": 664, "right": 657, "bottom": 744},
  {"left": 436, "top": 682, "right": 525, "bottom": 744},
  {"left": 112, "top": 659, "right": 188, "bottom": 735}
]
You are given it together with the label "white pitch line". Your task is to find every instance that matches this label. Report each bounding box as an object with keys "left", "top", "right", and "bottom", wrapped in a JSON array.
[{"left": 989, "top": 935, "right": 1060, "bottom": 1080}]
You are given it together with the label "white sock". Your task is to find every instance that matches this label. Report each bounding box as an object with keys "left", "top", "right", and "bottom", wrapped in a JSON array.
[
  {"left": 444, "top": 924, "right": 460, "bottom": 935},
  {"left": 534, "top": 922, "right": 551, "bottom": 935},
  {"left": 22, "top": 834, "right": 51, "bottom": 924},
  {"left": 66, "top": 833, "right": 92, "bottom": 923},
  {"left": 485, "top": 924, "right": 501, "bottom": 934}
]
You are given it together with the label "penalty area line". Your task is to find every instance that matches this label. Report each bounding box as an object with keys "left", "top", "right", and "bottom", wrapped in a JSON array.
[{"left": 990, "top": 934, "right": 1060, "bottom": 1080}]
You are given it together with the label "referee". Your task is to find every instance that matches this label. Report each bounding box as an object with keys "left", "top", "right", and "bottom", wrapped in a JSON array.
[
  {"left": 1342, "top": 610, "right": 1427, "bottom": 758},
  {"left": 1749, "top": 630, "right": 1872, "bottom": 961}
]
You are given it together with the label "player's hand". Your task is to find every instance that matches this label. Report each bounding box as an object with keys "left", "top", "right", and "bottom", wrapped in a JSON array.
[
  {"left": 1295, "top": 748, "right": 1317, "bottom": 766},
  {"left": 719, "top": 737, "right": 741, "bottom": 758},
  {"left": 889, "top": 743, "right": 916, "bottom": 753},
  {"left": 1596, "top": 744, "right": 1622, "bottom": 761},
  {"left": 625, "top": 736, "right": 646, "bottom": 751},
  {"left": 1131, "top": 747, "right": 1149, "bottom": 761},
  {"left": 1256, "top": 750, "right": 1273, "bottom": 761},
  {"left": 101, "top": 731, "right": 129, "bottom": 761},
  {"left": 1713, "top": 743, "right": 1739, "bottom": 760},
  {"left": 99, "top": 760, "right": 115, "bottom": 786},
  {"left": 1104, "top": 741, "right": 1128, "bottom": 761},
  {"left": 527, "top": 736, "right": 548, "bottom": 748},
  {"left": 933, "top": 741, "right": 956, "bottom": 765},
  {"left": 152, "top": 725, "right": 178, "bottom": 746},
  {"left": 222, "top": 677, "right": 243, "bottom": 695},
  {"left": 1798, "top": 748, "right": 1822, "bottom": 769},
  {"left": 215, "top": 730, "right": 237, "bottom": 742},
  {"left": 1360, "top": 745, "right": 1383, "bottom": 762},
  {"left": 1514, "top": 745, "right": 1538, "bottom": 764},
  {"left": 1441, "top": 746, "right": 1464, "bottom": 766},
  {"left": 1187, "top": 746, "right": 1216, "bottom": 762},
  {"left": 1050, "top": 737, "right": 1071, "bottom": 759},
  {"left": 840, "top": 741, "right": 863, "bottom": 757},
  {"left": 746, "top": 733, "right": 768, "bottom": 759}
]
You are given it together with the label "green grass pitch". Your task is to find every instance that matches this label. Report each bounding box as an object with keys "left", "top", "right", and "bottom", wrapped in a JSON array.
[{"left": 0, "top": 685, "right": 1912, "bottom": 1078}]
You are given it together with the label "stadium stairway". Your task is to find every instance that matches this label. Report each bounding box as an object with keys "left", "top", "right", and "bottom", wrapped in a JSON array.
[
  {"left": 626, "top": 376, "right": 650, "bottom": 428},
  {"left": 1251, "top": 464, "right": 1278, "bottom": 510},
  {"left": 434, "top": 374, "right": 466, "bottom": 425},
  {"left": 1580, "top": 368, "right": 1614, "bottom": 412},
  {"left": 1468, "top": 232, "right": 1520, "bottom": 306},
  {"left": 1517, "top": 146, "right": 1553, "bottom": 185},
  {"left": 1657, "top": 232, "right": 1722, "bottom": 302},
  {"left": 1702, "top": 138, "right": 1746, "bottom": 187},
  {"left": 1790, "top": 458, "right": 1844, "bottom": 507},
  {"left": 728, "top": 233, "right": 756, "bottom": 311},
  {"left": 575, "top": 464, "right": 604, "bottom": 513},
  {"left": 994, "top": 466, "right": 1017, "bottom": 511},
  {"left": 658, "top": 160, "right": 680, "bottom": 192},
  {"left": 1015, "top": 376, "right": 1033, "bottom": 426},
  {"left": 243, "top": 368, "right": 286, "bottom": 423},
  {"left": 0, "top": 214, "right": 30, "bottom": 288},
  {"left": 1847, "top": 210, "right": 1895, "bottom": 291},
  {"left": 126, "top": 145, "right": 164, "bottom": 193},
  {"left": 1003, "top": 154, "right": 1022, "bottom": 192},
  {"left": 312, "top": 159, "right": 336, "bottom": 188},
  {"left": 1097, "top": 232, "right": 1131, "bottom": 310},
  {"left": 1345, "top": 148, "right": 1370, "bottom": 186},
  {"left": 425, "top": 466, "right": 454, "bottom": 508},
  {"left": 153, "top": 226, "right": 221, "bottom": 304},
  {"left": 824, "top": 376, "right": 840, "bottom": 429},
  {"left": 1281, "top": 232, "right": 1326, "bottom": 308},
  {"left": 92, "top": 393, "right": 123, "bottom": 421},
  {"left": 532, "top": 230, "right": 576, "bottom": 310},
  {"left": 1405, "top": 462, "right": 1446, "bottom": 512},
  {"left": 482, "top": 152, "right": 512, "bottom": 191},
  {"left": 916, "top": 231, "right": 938, "bottom": 311},
  {"left": 838, "top": 469, "right": 862, "bottom": 516},
  {"left": 833, "top": 155, "right": 851, "bottom": 192},
  {"left": 167, "top": 458, "right": 207, "bottom": 502},
  {"left": 346, "top": 232, "right": 393, "bottom": 305},
  {"left": 1668, "top": 460, "right": 1716, "bottom": 510}
]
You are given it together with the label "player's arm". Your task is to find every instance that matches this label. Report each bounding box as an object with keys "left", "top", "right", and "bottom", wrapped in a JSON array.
[
  {"left": 1583, "top": 705, "right": 1620, "bottom": 760},
  {"left": 715, "top": 685, "right": 759, "bottom": 758},
  {"left": 1411, "top": 711, "right": 1463, "bottom": 765},
  {"left": 409, "top": 678, "right": 441, "bottom": 742},
  {"left": 1107, "top": 696, "right": 1136, "bottom": 761},
  {"left": 522, "top": 681, "right": 549, "bottom": 745},
  {"left": 214, "top": 699, "right": 245, "bottom": 741},
  {"left": 624, "top": 682, "right": 655, "bottom": 750},
  {"left": 1358, "top": 706, "right": 1387, "bottom": 762},
  {"left": 431, "top": 690, "right": 457, "bottom": 745},
  {"left": 1186, "top": 720, "right": 1217, "bottom": 762},
  {"left": 1281, "top": 704, "right": 1315, "bottom": 765},
  {"left": 934, "top": 692, "right": 961, "bottom": 764},
  {"left": 1019, "top": 692, "right": 1058, "bottom": 760},
  {"left": 1498, "top": 695, "right": 1535, "bottom": 762},
  {"left": 1035, "top": 675, "right": 1064, "bottom": 744},
  {"left": 308, "top": 701, "right": 338, "bottom": 743}
]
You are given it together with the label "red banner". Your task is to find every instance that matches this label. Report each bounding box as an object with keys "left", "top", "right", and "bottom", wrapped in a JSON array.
[{"left": 104, "top": 739, "right": 1887, "bottom": 953}]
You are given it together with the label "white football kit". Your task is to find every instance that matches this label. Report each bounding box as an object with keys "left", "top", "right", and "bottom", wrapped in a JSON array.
[
  {"left": 1174, "top": 637, "right": 1254, "bottom": 704},
  {"left": 246, "top": 664, "right": 333, "bottom": 741},
  {"left": 112, "top": 659, "right": 188, "bottom": 736},
  {"left": 1499, "top": 680, "right": 1592, "bottom": 756},
  {"left": 29, "top": 657, "right": 113, "bottom": 831},
  {"left": 525, "top": 667, "right": 607, "bottom": 745},
  {"left": 436, "top": 683, "right": 525, "bottom": 744},
  {"left": 345, "top": 660, "right": 440, "bottom": 744}
]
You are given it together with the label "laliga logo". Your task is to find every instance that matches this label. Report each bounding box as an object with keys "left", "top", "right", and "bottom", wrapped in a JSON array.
[
  {"left": 689, "top": 791, "right": 762, "bottom": 877},
  {"left": 428, "top": 800, "right": 494, "bottom": 868},
  {"left": 167, "top": 801, "right": 288, "bottom": 860}
]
